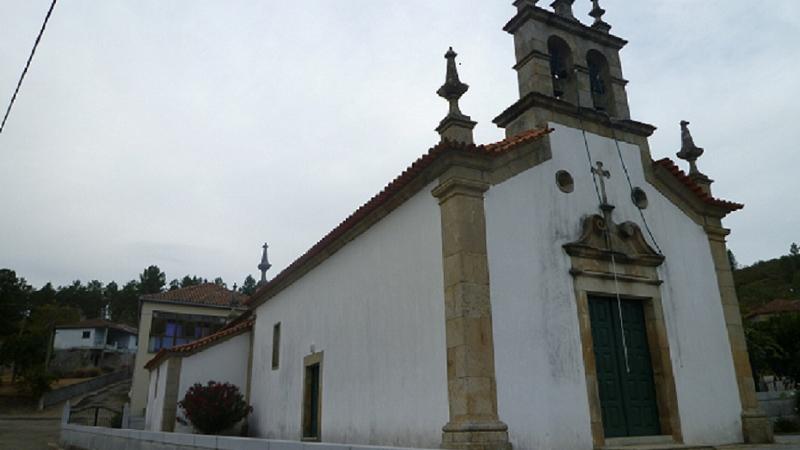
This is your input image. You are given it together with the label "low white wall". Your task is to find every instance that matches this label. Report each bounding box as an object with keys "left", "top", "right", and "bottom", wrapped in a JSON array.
[
  {"left": 175, "top": 332, "right": 251, "bottom": 433},
  {"left": 61, "top": 423, "right": 440, "bottom": 450}
]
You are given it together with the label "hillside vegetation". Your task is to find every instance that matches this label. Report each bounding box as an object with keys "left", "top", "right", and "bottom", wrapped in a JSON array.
[{"left": 734, "top": 244, "right": 800, "bottom": 312}]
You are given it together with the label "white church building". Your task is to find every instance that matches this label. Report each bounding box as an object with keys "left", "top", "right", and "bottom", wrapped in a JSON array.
[{"left": 143, "top": 2, "right": 773, "bottom": 449}]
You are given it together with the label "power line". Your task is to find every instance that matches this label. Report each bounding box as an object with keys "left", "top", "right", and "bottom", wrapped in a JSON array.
[{"left": 0, "top": 0, "right": 58, "bottom": 136}]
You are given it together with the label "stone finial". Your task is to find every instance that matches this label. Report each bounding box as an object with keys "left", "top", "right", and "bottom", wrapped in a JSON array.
[
  {"left": 513, "top": 0, "right": 539, "bottom": 11},
  {"left": 550, "top": 0, "right": 576, "bottom": 20},
  {"left": 436, "top": 47, "right": 477, "bottom": 144},
  {"left": 258, "top": 242, "right": 272, "bottom": 284},
  {"left": 676, "top": 120, "right": 705, "bottom": 174},
  {"left": 589, "top": 0, "right": 612, "bottom": 33}
]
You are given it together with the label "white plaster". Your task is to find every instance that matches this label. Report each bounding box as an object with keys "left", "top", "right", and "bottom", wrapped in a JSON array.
[
  {"left": 174, "top": 332, "right": 251, "bottom": 433},
  {"left": 250, "top": 183, "right": 448, "bottom": 448},
  {"left": 485, "top": 123, "right": 742, "bottom": 449},
  {"left": 53, "top": 328, "right": 94, "bottom": 349},
  {"left": 144, "top": 363, "right": 169, "bottom": 431}
]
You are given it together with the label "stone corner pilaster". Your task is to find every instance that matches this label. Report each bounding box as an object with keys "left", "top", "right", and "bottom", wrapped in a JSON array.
[
  {"left": 442, "top": 420, "right": 512, "bottom": 450},
  {"left": 433, "top": 170, "right": 511, "bottom": 450},
  {"left": 704, "top": 222, "right": 774, "bottom": 444}
]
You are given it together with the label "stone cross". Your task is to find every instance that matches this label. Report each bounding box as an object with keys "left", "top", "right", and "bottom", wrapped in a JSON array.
[{"left": 591, "top": 161, "right": 612, "bottom": 207}]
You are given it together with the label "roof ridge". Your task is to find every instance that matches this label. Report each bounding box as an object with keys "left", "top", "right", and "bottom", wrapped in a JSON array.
[{"left": 248, "top": 128, "right": 551, "bottom": 306}]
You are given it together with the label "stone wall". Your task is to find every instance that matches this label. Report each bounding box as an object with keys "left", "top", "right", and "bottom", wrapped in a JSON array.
[{"left": 42, "top": 370, "right": 130, "bottom": 409}]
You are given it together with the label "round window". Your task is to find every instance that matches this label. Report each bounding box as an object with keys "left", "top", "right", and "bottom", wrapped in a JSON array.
[
  {"left": 555, "top": 170, "right": 574, "bottom": 193},
  {"left": 631, "top": 187, "right": 649, "bottom": 209}
]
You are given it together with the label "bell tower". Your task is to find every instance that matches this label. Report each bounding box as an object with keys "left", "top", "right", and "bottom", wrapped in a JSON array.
[{"left": 494, "top": 0, "right": 649, "bottom": 138}]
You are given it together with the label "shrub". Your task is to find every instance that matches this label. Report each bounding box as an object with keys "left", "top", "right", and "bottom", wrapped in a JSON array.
[
  {"left": 178, "top": 381, "right": 252, "bottom": 435},
  {"left": 18, "top": 366, "right": 54, "bottom": 398}
]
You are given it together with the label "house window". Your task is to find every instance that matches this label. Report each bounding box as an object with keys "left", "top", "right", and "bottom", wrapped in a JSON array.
[
  {"left": 302, "top": 352, "right": 323, "bottom": 441},
  {"left": 82, "top": 331, "right": 91, "bottom": 339},
  {"left": 272, "top": 323, "right": 281, "bottom": 370},
  {"left": 147, "top": 312, "right": 226, "bottom": 353}
]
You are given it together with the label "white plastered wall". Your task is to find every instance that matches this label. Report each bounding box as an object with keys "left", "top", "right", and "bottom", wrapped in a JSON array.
[
  {"left": 174, "top": 332, "right": 251, "bottom": 433},
  {"left": 484, "top": 123, "right": 742, "bottom": 449},
  {"left": 144, "top": 362, "right": 169, "bottom": 431},
  {"left": 53, "top": 328, "right": 94, "bottom": 349},
  {"left": 250, "top": 183, "right": 448, "bottom": 448}
]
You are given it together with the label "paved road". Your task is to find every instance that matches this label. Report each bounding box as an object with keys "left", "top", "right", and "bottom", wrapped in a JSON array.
[{"left": 0, "top": 418, "right": 61, "bottom": 450}]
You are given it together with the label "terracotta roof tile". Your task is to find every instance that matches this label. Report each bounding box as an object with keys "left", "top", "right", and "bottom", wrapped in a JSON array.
[
  {"left": 248, "top": 128, "right": 552, "bottom": 306},
  {"left": 141, "top": 283, "right": 248, "bottom": 309},
  {"left": 654, "top": 158, "right": 744, "bottom": 212},
  {"left": 55, "top": 318, "right": 137, "bottom": 335},
  {"left": 144, "top": 317, "right": 254, "bottom": 370},
  {"left": 745, "top": 299, "right": 800, "bottom": 319}
]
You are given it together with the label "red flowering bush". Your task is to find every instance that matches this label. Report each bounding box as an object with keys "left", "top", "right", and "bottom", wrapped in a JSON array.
[{"left": 178, "top": 381, "right": 252, "bottom": 435}]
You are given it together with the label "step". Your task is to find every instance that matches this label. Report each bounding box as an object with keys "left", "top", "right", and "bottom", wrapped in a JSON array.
[{"left": 603, "top": 435, "right": 713, "bottom": 450}]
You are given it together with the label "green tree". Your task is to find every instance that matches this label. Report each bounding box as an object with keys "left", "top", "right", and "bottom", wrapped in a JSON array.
[
  {"left": 180, "top": 275, "right": 203, "bottom": 288},
  {"left": 213, "top": 277, "right": 226, "bottom": 288},
  {"left": 727, "top": 250, "right": 738, "bottom": 271},
  {"left": 28, "top": 282, "right": 57, "bottom": 311},
  {"left": 791, "top": 243, "right": 799, "bottom": 257},
  {"left": 0, "top": 269, "right": 31, "bottom": 337},
  {"left": 139, "top": 265, "right": 166, "bottom": 295},
  {"left": 240, "top": 275, "right": 257, "bottom": 296},
  {"left": 109, "top": 280, "right": 139, "bottom": 326}
]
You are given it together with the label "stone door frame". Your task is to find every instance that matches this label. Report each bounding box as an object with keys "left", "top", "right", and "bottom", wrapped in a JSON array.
[{"left": 571, "top": 259, "right": 682, "bottom": 448}]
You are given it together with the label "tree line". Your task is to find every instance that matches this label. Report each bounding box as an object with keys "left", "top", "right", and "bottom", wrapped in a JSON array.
[
  {"left": 0, "top": 265, "right": 257, "bottom": 382},
  {"left": 734, "top": 243, "right": 800, "bottom": 389}
]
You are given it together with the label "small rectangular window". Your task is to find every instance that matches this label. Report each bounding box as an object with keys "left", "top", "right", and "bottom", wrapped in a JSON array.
[
  {"left": 272, "top": 323, "right": 281, "bottom": 370},
  {"left": 82, "top": 331, "right": 91, "bottom": 339}
]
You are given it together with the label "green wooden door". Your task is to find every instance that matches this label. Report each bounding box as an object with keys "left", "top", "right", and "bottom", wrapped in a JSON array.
[{"left": 589, "top": 297, "right": 661, "bottom": 438}]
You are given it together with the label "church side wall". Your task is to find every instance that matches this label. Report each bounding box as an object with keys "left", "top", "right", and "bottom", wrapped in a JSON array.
[
  {"left": 250, "top": 183, "right": 448, "bottom": 448},
  {"left": 484, "top": 123, "right": 742, "bottom": 449},
  {"left": 174, "top": 332, "right": 251, "bottom": 433}
]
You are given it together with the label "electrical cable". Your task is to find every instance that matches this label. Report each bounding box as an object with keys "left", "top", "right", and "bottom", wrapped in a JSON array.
[
  {"left": 0, "top": 0, "right": 58, "bottom": 136},
  {"left": 572, "top": 69, "right": 631, "bottom": 373},
  {"left": 608, "top": 125, "right": 664, "bottom": 255}
]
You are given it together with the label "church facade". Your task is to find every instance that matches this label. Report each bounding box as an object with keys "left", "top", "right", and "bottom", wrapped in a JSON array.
[{"left": 144, "top": 2, "right": 772, "bottom": 449}]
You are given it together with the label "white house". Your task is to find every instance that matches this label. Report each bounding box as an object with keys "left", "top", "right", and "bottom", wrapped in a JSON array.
[
  {"left": 52, "top": 319, "right": 138, "bottom": 371},
  {"left": 144, "top": 3, "right": 773, "bottom": 449},
  {"left": 53, "top": 319, "right": 138, "bottom": 353}
]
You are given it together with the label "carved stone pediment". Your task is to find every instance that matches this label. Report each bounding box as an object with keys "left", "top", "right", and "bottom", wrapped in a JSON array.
[{"left": 564, "top": 214, "right": 664, "bottom": 267}]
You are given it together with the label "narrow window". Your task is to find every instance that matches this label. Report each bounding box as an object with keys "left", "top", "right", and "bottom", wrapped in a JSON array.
[
  {"left": 586, "top": 49, "right": 616, "bottom": 115},
  {"left": 547, "top": 36, "right": 576, "bottom": 103},
  {"left": 302, "top": 352, "right": 323, "bottom": 441},
  {"left": 272, "top": 323, "right": 281, "bottom": 370},
  {"left": 82, "top": 331, "right": 91, "bottom": 339}
]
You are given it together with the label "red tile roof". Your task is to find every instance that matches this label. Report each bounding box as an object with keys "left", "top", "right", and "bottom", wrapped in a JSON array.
[
  {"left": 745, "top": 299, "right": 800, "bottom": 320},
  {"left": 141, "top": 283, "right": 248, "bottom": 309},
  {"left": 654, "top": 158, "right": 744, "bottom": 212},
  {"left": 144, "top": 317, "right": 254, "bottom": 370},
  {"left": 55, "top": 318, "right": 137, "bottom": 335},
  {"left": 247, "top": 128, "right": 552, "bottom": 307}
]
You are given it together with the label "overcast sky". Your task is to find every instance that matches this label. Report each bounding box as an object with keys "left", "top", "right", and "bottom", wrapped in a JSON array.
[{"left": 1, "top": 0, "right": 798, "bottom": 289}]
